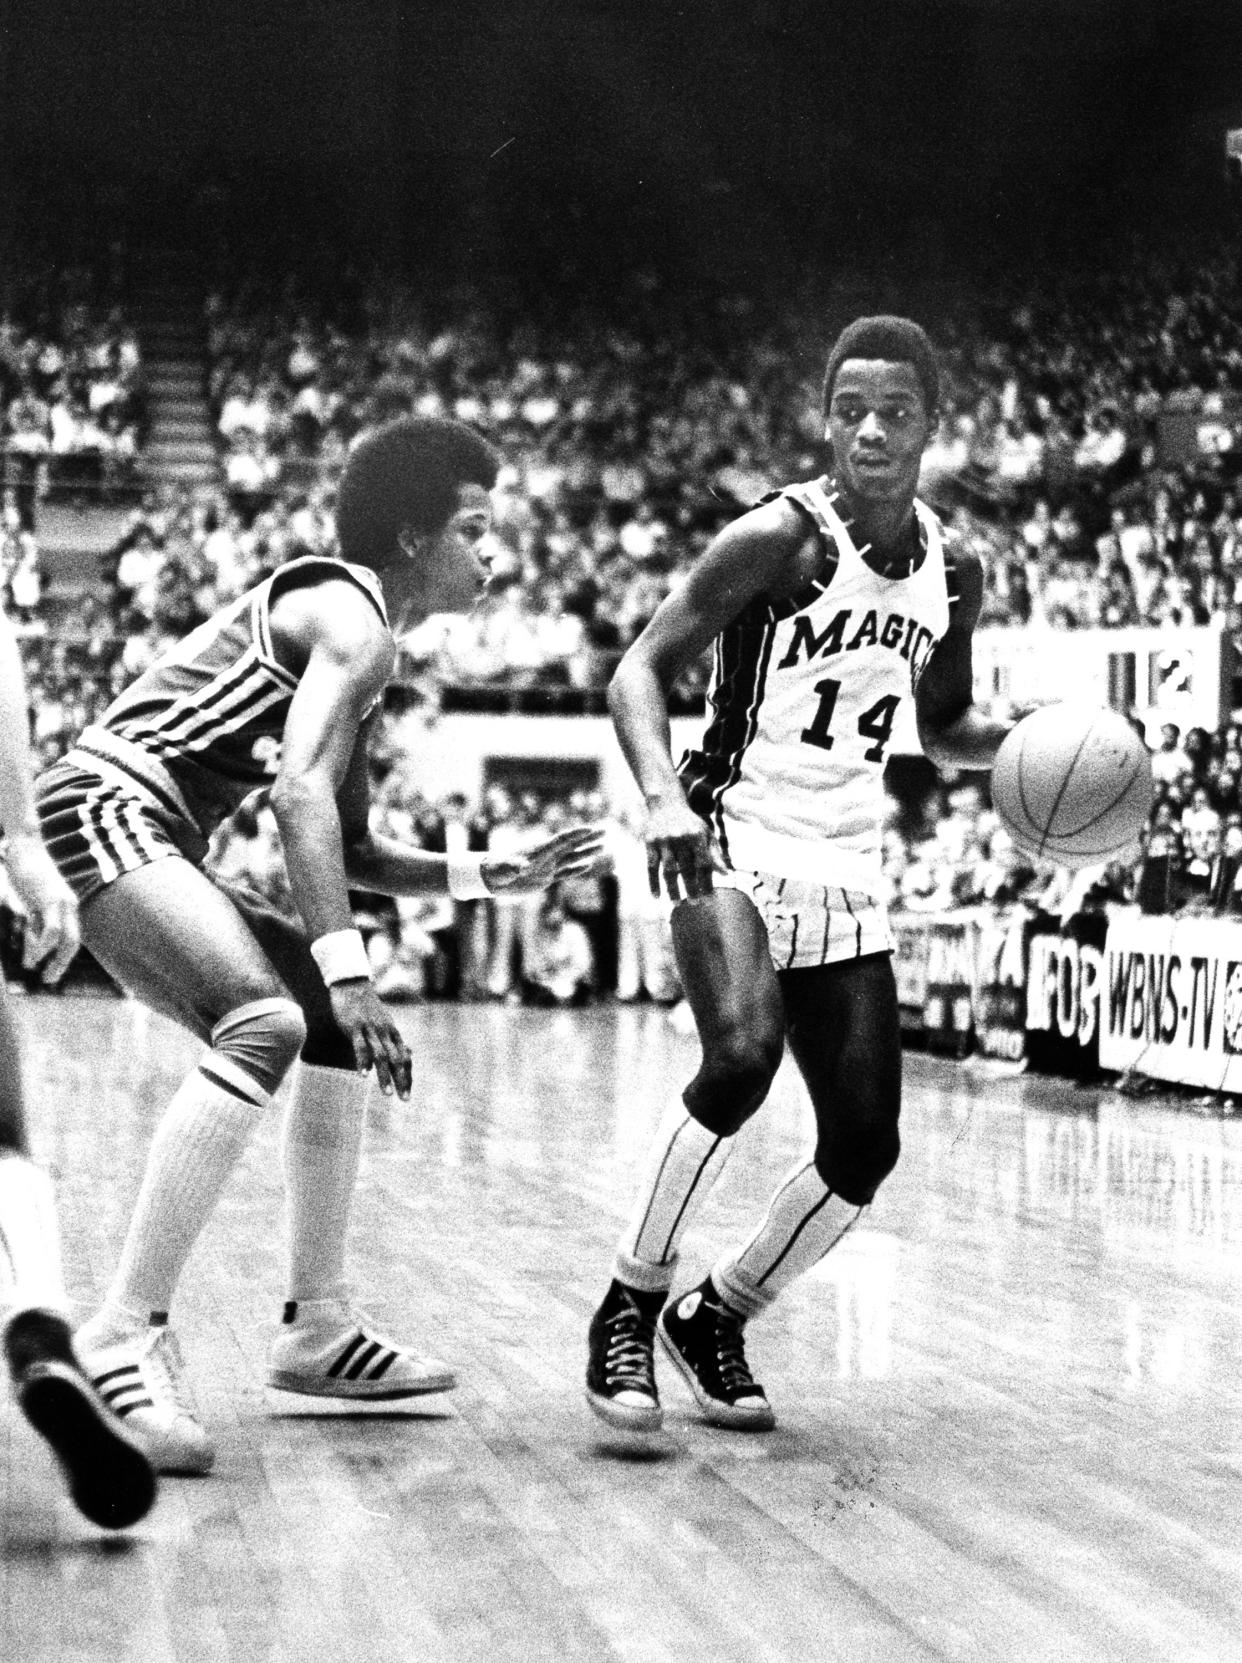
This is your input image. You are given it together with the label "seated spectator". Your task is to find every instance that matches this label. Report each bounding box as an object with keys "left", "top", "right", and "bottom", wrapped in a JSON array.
[
  {"left": 369, "top": 896, "right": 458, "bottom": 1001},
  {"left": 1150, "top": 723, "right": 1192, "bottom": 788},
  {"left": 520, "top": 889, "right": 595, "bottom": 1006},
  {"left": 608, "top": 806, "right": 679, "bottom": 1004}
]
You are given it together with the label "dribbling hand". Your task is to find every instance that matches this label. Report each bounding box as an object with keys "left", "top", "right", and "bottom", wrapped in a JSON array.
[
  {"left": 3, "top": 832, "right": 80, "bottom": 984},
  {"left": 643, "top": 793, "right": 727, "bottom": 900},
  {"left": 484, "top": 824, "right": 606, "bottom": 896},
  {"left": 327, "top": 979, "right": 413, "bottom": 1100}
]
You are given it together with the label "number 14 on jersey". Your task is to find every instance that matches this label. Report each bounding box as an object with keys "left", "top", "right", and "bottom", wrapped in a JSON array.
[{"left": 801, "top": 678, "right": 901, "bottom": 763}]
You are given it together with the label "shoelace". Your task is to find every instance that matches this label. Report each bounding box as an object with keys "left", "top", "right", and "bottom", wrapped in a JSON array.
[
  {"left": 140, "top": 1328, "right": 195, "bottom": 1417},
  {"left": 711, "top": 1307, "right": 761, "bottom": 1398},
  {"left": 605, "top": 1301, "right": 657, "bottom": 1390}
]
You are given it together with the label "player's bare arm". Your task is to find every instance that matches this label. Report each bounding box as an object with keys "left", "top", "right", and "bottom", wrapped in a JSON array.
[
  {"left": 914, "top": 551, "right": 1011, "bottom": 771},
  {"left": 609, "top": 497, "right": 812, "bottom": 899},
  {"left": 267, "top": 579, "right": 412, "bottom": 1097},
  {"left": 268, "top": 579, "right": 395, "bottom": 939},
  {"left": 339, "top": 731, "right": 604, "bottom": 900}
]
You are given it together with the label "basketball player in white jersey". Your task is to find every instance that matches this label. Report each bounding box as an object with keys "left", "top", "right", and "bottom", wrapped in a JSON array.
[
  {"left": 0, "top": 606, "right": 157, "bottom": 1528},
  {"left": 33, "top": 416, "right": 602, "bottom": 1474},
  {"left": 586, "top": 317, "right": 1010, "bottom": 1432}
]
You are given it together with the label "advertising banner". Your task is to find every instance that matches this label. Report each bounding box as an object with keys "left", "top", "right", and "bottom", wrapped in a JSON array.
[
  {"left": 973, "top": 910, "right": 1030, "bottom": 1064},
  {"left": 1099, "top": 912, "right": 1242, "bottom": 1092},
  {"left": 923, "top": 917, "right": 976, "bottom": 1056},
  {"left": 1024, "top": 911, "right": 1110, "bottom": 1080},
  {"left": 892, "top": 914, "right": 932, "bottom": 1036},
  {"left": 971, "top": 625, "right": 1227, "bottom": 740}
]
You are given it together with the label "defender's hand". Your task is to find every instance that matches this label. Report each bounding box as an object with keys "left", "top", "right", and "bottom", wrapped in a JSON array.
[
  {"left": 327, "top": 979, "right": 412, "bottom": 1100},
  {"left": 484, "top": 824, "right": 606, "bottom": 897},
  {"left": 643, "top": 793, "right": 726, "bottom": 900},
  {"left": 3, "top": 833, "right": 80, "bottom": 983}
]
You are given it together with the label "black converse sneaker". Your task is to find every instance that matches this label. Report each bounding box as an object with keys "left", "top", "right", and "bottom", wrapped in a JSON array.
[
  {"left": 585, "top": 1280, "right": 665, "bottom": 1432},
  {"left": 658, "top": 1277, "right": 775, "bottom": 1430}
]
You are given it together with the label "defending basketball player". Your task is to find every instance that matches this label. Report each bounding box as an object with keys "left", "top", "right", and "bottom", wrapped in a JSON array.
[
  {"left": 33, "top": 416, "right": 602, "bottom": 1475},
  {"left": 586, "top": 317, "right": 1011, "bottom": 1432},
  {"left": 0, "top": 606, "right": 157, "bottom": 1528}
]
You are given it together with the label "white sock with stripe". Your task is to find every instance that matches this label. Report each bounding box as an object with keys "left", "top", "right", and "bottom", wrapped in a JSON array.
[
  {"left": 84, "top": 1056, "right": 271, "bottom": 1339},
  {"left": 713, "top": 1161, "right": 861, "bottom": 1320},
  {"left": 281, "top": 1062, "right": 370, "bottom": 1311},
  {"left": 613, "top": 1102, "right": 734, "bottom": 1295},
  {"left": 0, "top": 1153, "right": 70, "bottom": 1323}
]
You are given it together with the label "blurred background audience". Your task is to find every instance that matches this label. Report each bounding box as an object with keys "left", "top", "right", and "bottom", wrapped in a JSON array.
[{"left": 8, "top": 228, "right": 1242, "bottom": 998}]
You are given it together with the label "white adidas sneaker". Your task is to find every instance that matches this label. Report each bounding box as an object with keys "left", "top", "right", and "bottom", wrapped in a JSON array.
[
  {"left": 76, "top": 1318, "right": 215, "bottom": 1475},
  {"left": 267, "top": 1299, "right": 457, "bottom": 1399}
]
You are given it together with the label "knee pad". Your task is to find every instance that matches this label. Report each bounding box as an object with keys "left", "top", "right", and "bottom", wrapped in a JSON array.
[{"left": 210, "top": 998, "right": 307, "bottom": 1097}]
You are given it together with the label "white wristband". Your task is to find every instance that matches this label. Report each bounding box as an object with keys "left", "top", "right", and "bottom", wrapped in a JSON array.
[
  {"left": 310, "top": 928, "right": 372, "bottom": 986},
  {"left": 447, "top": 853, "right": 491, "bottom": 901}
]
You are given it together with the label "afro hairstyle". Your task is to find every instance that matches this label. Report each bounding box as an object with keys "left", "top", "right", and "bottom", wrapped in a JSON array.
[
  {"left": 821, "top": 316, "right": 939, "bottom": 422},
  {"left": 335, "top": 415, "right": 500, "bottom": 570}
]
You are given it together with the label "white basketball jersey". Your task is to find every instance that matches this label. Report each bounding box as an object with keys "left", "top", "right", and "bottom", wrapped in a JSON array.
[{"left": 679, "top": 479, "right": 953, "bottom": 896}]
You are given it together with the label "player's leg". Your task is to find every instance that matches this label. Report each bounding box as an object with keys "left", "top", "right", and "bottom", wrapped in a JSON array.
[
  {"left": 220, "top": 879, "right": 455, "bottom": 1401},
  {"left": 587, "top": 887, "right": 783, "bottom": 1431},
  {"left": 733, "top": 949, "right": 903, "bottom": 1299},
  {"left": 672, "top": 952, "right": 901, "bottom": 1428},
  {"left": 0, "top": 986, "right": 157, "bottom": 1529},
  {"left": 71, "top": 858, "right": 307, "bottom": 1473}
]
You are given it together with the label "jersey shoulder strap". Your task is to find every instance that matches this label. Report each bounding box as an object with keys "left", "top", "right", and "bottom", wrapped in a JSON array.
[
  {"left": 252, "top": 556, "right": 391, "bottom": 669},
  {"left": 738, "top": 478, "right": 841, "bottom": 626},
  {"left": 914, "top": 502, "right": 960, "bottom": 614}
]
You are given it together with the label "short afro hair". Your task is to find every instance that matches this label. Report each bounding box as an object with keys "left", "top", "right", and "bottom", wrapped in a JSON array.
[
  {"left": 335, "top": 415, "right": 501, "bottom": 569},
  {"left": 822, "top": 315, "right": 939, "bottom": 422}
]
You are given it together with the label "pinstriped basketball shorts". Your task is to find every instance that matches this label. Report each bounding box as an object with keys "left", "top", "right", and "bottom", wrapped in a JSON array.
[
  {"left": 712, "top": 867, "right": 893, "bottom": 972},
  {"left": 34, "top": 757, "right": 208, "bottom": 905}
]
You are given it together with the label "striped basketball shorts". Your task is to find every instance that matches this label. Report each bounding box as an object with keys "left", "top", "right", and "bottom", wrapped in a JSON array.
[
  {"left": 713, "top": 867, "right": 893, "bottom": 972},
  {"left": 34, "top": 754, "right": 209, "bottom": 905}
]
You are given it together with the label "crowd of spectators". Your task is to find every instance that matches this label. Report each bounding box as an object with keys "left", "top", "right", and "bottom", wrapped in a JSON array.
[
  {"left": 7, "top": 233, "right": 1242, "bottom": 980},
  {"left": 194, "top": 244, "right": 1242, "bottom": 680},
  {"left": 10, "top": 237, "right": 1242, "bottom": 731},
  {"left": 1, "top": 253, "right": 146, "bottom": 522}
]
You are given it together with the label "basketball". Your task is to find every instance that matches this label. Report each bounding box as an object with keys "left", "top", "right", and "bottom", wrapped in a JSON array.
[{"left": 990, "top": 703, "right": 1154, "bottom": 869}]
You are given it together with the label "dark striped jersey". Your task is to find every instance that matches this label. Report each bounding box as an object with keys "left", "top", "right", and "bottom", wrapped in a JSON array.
[
  {"left": 73, "top": 557, "right": 389, "bottom": 836},
  {"left": 679, "top": 478, "right": 954, "bottom": 897}
]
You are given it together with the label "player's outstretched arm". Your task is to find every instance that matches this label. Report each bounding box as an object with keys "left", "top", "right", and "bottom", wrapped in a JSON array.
[
  {"left": 481, "top": 825, "right": 605, "bottom": 896},
  {"left": 914, "top": 551, "right": 1012, "bottom": 772},
  {"left": 608, "top": 502, "right": 798, "bottom": 900},
  {"left": 339, "top": 732, "right": 605, "bottom": 901},
  {"left": 0, "top": 608, "right": 78, "bottom": 983}
]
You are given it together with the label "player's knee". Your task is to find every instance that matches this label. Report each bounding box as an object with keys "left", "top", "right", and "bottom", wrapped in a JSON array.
[
  {"left": 688, "top": 1028, "right": 782, "bottom": 1137},
  {"left": 211, "top": 997, "right": 307, "bottom": 1096},
  {"left": 814, "top": 1119, "right": 900, "bottom": 1206}
]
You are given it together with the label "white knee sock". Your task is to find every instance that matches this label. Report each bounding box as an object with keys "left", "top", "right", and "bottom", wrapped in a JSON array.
[
  {"left": 281, "top": 1063, "right": 370, "bottom": 1308},
  {"left": 0, "top": 1153, "right": 69, "bottom": 1323},
  {"left": 713, "top": 1161, "right": 860, "bottom": 1319},
  {"left": 614, "top": 1102, "right": 733, "bottom": 1295},
  {"left": 91, "top": 1056, "right": 271, "bottom": 1333}
]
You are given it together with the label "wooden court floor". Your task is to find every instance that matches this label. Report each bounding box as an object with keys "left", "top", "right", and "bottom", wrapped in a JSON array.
[{"left": 3, "top": 991, "right": 1241, "bottom": 1663}]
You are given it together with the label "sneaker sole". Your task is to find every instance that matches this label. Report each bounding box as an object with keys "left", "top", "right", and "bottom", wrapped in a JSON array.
[
  {"left": 584, "top": 1386, "right": 664, "bottom": 1434},
  {"left": 266, "top": 1369, "right": 458, "bottom": 1400},
  {"left": 18, "top": 1364, "right": 159, "bottom": 1530},
  {"left": 656, "top": 1325, "right": 776, "bottom": 1431},
  {"left": 129, "top": 1425, "right": 215, "bottom": 1477}
]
